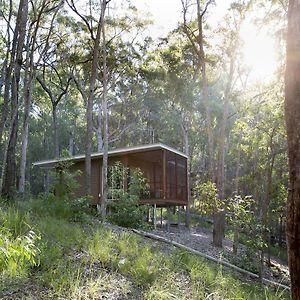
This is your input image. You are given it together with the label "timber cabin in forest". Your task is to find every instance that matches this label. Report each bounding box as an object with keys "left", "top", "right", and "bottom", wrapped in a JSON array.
[{"left": 33, "top": 143, "right": 188, "bottom": 208}]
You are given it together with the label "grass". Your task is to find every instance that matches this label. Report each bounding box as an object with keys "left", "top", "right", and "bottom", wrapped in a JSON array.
[{"left": 0, "top": 196, "right": 291, "bottom": 299}]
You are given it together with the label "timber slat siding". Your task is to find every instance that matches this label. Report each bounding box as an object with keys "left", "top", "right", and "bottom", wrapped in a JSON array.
[{"left": 35, "top": 144, "right": 188, "bottom": 207}]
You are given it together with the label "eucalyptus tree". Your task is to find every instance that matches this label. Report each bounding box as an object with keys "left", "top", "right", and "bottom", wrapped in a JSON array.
[
  {"left": 0, "top": 0, "right": 28, "bottom": 199},
  {"left": 19, "top": 0, "right": 63, "bottom": 195},
  {"left": 0, "top": 0, "right": 13, "bottom": 143},
  {"left": 36, "top": 16, "right": 74, "bottom": 159},
  {"left": 181, "top": 0, "right": 215, "bottom": 181},
  {"left": 66, "top": 0, "right": 109, "bottom": 203},
  {"left": 284, "top": 0, "right": 300, "bottom": 297}
]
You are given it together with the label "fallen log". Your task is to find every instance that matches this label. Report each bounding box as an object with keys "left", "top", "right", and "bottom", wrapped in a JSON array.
[{"left": 132, "top": 229, "right": 290, "bottom": 291}]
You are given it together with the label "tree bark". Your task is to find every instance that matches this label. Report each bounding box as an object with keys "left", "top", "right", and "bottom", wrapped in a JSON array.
[
  {"left": 100, "top": 0, "right": 108, "bottom": 221},
  {"left": 36, "top": 75, "right": 71, "bottom": 159},
  {"left": 196, "top": 0, "right": 214, "bottom": 180},
  {"left": 284, "top": 1, "right": 300, "bottom": 298},
  {"left": 0, "top": 0, "right": 14, "bottom": 145},
  {"left": 97, "top": 103, "right": 103, "bottom": 152},
  {"left": 84, "top": 3, "right": 105, "bottom": 196},
  {"left": 19, "top": 32, "right": 32, "bottom": 195},
  {"left": 52, "top": 105, "right": 59, "bottom": 158},
  {"left": 213, "top": 29, "right": 236, "bottom": 247},
  {"left": 233, "top": 130, "right": 242, "bottom": 255},
  {"left": 180, "top": 112, "right": 191, "bottom": 229},
  {"left": 68, "top": 129, "right": 75, "bottom": 156},
  {"left": 1, "top": 0, "right": 28, "bottom": 199}
]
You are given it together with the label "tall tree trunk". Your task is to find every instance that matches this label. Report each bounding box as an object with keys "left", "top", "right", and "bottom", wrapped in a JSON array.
[
  {"left": 196, "top": 0, "right": 214, "bottom": 180},
  {"left": 97, "top": 103, "right": 103, "bottom": 152},
  {"left": 284, "top": 1, "right": 300, "bottom": 298},
  {"left": 180, "top": 113, "right": 191, "bottom": 228},
  {"left": 266, "top": 152, "right": 276, "bottom": 266},
  {"left": 85, "top": 3, "right": 105, "bottom": 196},
  {"left": 213, "top": 36, "right": 235, "bottom": 247},
  {"left": 0, "top": 0, "right": 14, "bottom": 145},
  {"left": 19, "top": 1, "right": 50, "bottom": 194},
  {"left": 100, "top": 0, "right": 108, "bottom": 221},
  {"left": 68, "top": 129, "right": 75, "bottom": 156},
  {"left": 52, "top": 105, "right": 59, "bottom": 158},
  {"left": 260, "top": 148, "right": 276, "bottom": 279},
  {"left": 1, "top": 0, "right": 28, "bottom": 199},
  {"left": 233, "top": 130, "right": 242, "bottom": 255},
  {"left": 19, "top": 33, "right": 32, "bottom": 195}
]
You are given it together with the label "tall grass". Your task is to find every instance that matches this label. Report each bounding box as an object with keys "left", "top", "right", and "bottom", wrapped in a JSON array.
[
  {"left": 0, "top": 196, "right": 291, "bottom": 299},
  {"left": 0, "top": 204, "right": 40, "bottom": 291}
]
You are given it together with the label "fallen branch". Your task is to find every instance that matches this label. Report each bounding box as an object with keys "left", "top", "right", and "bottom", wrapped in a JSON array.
[{"left": 132, "top": 229, "right": 290, "bottom": 291}]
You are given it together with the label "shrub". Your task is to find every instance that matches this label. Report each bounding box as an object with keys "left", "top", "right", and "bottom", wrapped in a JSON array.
[
  {"left": 0, "top": 207, "right": 40, "bottom": 278},
  {"left": 27, "top": 194, "right": 91, "bottom": 222},
  {"left": 107, "top": 162, "right": 149, "bottom": 228},
  {"left": 108, "top": 193, "right": 147, "bottom": 228},
  {"left": 192, "top": 180, "right": 218, "bottom": 215}
]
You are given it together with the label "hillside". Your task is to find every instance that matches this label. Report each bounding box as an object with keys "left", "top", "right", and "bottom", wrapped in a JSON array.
[{"left": 0, "top": 198, "right": 290, "bottom": 300}]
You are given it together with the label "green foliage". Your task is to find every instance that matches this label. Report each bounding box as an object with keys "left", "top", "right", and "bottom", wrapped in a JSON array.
[
  {"left": 27, "top": 194, "right": 91, "bottom": 222},
  {"left": 193, "top": 180, "right": 218, "bottom": 215},
  {"left": 227, "top": 247, "right": 260, "bottom": 274},
  {"left": 107, "top": 162, "right": 149, "bottom": 228},
  {"left": 227, "top": 195, "right": 255, "bottom": 232},
  {"left": 0, "top": 200, "right": 290, "bottom": 299},
  {"left": 51, "top": 160, "right": 81, "bottom": 201},
  {"left": 0, "top": 206, "right": 40, "bottom": 281},
  {"left": 227, "top": 195, "right": 267, "bottom": 260}
]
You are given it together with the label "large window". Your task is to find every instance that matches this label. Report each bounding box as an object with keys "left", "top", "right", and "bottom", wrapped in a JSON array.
[
  {"left": 166, "top": 151, "right": 187, "bottom": 201},
  {"left": 176, "top": 156, "right": 187, "bottom": 201}
]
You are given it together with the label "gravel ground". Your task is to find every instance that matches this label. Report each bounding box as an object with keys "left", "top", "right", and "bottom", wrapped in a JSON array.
[{"left": 148, "top": 223, "right": 290, "bottom": 287}]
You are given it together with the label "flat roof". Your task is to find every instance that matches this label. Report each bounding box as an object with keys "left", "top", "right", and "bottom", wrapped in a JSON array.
[{"left": 33, "top": 143, "right": 188, "bottom": 168}]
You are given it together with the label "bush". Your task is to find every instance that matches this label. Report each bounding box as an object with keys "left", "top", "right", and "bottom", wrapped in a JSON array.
[
  {"left": 108, "top": 193, "right": 147, "bottom": 228},
  {"left": 192, "top": 180, "right": 218, "bottom": 215},
  {"left": 27, "top": 194, "right": 91, "bottom": 222},
  {"left": 107, "top": 162, "right": 149, "bottom": 228},
  {"left": 0, "top": 207, "right": 40, "bottom": 279}
]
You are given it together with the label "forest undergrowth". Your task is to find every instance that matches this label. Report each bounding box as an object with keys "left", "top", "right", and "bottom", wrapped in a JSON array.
[{"left": 0, "top": 196, "right": 291, "bottom": 300}]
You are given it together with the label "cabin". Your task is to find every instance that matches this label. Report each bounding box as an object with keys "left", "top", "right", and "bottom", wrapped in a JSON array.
[{"left": 33, "top": 143, "right": 188, "bottom": 208}]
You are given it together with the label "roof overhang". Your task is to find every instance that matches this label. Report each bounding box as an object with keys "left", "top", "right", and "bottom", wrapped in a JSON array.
[{"left": 33, "top": 143, "right": 188, "bottom": 168}]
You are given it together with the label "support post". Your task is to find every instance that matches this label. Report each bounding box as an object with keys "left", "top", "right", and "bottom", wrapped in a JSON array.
[
  {"left": 162, "top": 149, "right": 166, "bottom": 200},
  {"left": 167, "top": 206, "right": 171, "bottom": 232},
  {"left": 147, "top": 206, "right": 151, "bottom": 223},
  {"left": 44, "top": 168, "right": 49, "bottom": 195},
  {"left": 161, "top": 208, "right": 163, "bottom": 226},
  {"left": 153, "top": 204, "right": 157, "bottom": 229}
]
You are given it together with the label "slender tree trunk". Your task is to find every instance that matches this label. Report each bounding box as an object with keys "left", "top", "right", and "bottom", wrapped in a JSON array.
[
  {"left": 100, "top": 0, "right": 108, "bottom": 221},
  {"left": 0, "top": 0, "right": 13, "bottom": 145},
  {"left": 266, "top": 152, "right": 275, "bottom": 266},
  {"left": 85, "top": 3, "right": 105, "bottom": 196},
  {"left": 233, "top": 130, "right": 242, "bottom": 255},
  {"left": 1, "top": 0, "right": 28, "bottom": 199},
  {"left": 258, "top": 147, "right": 275, "bottom": 279},
  {"left": 285, "top": 1, "right": 300, "bottom": 298},
  {"left": 19, "top": 35, "right": 32, "bottom": 195},
  {"left": 68, "top": 129, "right": 75, "bottom": 156},
  {"left": 196, "top": 0, "right": 214, "bottom": 180},
  {"left": 52, "top": 105, "right": 59, "bottom": 158},
  {"left": 97, "top": 103, "right": 103, "bottom": 152},
  {"left": 213, "top": 36, "right": 235, "bottom": 247},
  {"left": 181, "top": 114, "right": 191, "bottom": 229},
  {"left": 19, "top": 2, "right": 47, "bottom": 195}
]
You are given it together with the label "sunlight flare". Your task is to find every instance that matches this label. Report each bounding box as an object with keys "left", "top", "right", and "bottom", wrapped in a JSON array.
[{"left": 241, "top": 25, "right": 278, "bottom": 80}]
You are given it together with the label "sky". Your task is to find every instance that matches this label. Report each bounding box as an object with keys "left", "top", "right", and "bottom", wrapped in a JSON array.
[
  {"left": 128, "top": 0, "right": 278, "bottom": 82},
  {"left": 130, "top": 0, "right": 232, "bottom": 39}
]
